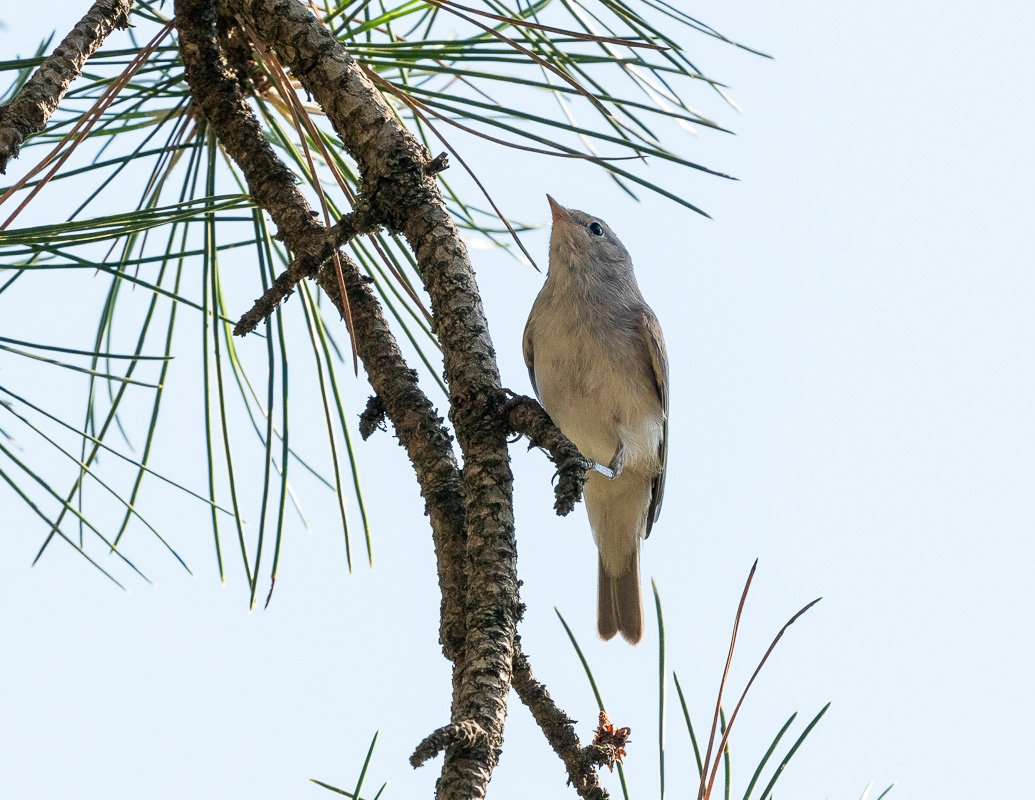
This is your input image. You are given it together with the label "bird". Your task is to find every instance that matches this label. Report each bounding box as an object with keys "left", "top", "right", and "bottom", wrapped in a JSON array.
[{"left": 523, "top": 195, "right": 668, "bottom": 644}]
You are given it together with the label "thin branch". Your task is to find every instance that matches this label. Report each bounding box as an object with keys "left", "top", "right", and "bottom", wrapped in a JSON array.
[
  {"left": 233, "top": 208, "right": 377, "bottom": 336},
  {"left": 313, "top": 256, "right": 468, "bottom": 659},
  {"left": 238, "top": 20, "right": 358, "bottom": 372},
  {"left": 1, "top": 23, "right": 172, "bottom": 229},
  {"left": 504, "top": 394, "right": 591, "bottom": 516},
  {"left": 410, "top": 721, "right": 488, "bottom": 769},
  {"left": 0, "top": 0, "right": 135, "bottom": 173},
  {"left": 511, "top": 641, "right": 611, "bottom": 800}
]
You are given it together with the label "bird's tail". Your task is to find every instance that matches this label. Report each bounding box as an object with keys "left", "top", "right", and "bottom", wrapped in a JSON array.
[
  {"left": 597, "top": 548, "right": 643, "bottom": 645},
  {"left": 585, "top": 470, "right": 649, "bottom": 645}
]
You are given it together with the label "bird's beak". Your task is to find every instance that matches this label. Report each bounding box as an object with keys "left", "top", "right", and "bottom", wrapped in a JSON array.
[{"left": 547, "top": 194, "right": 574, "bottom": 224}]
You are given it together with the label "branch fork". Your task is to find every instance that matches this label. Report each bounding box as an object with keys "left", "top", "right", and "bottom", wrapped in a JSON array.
[{"left": 175, "top": 3, "right": 589, "bottom": 798}]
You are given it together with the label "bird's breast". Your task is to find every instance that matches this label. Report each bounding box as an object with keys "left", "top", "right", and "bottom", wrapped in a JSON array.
[{"left": 532, "top": 307, "right": 663, "bottom": 470}]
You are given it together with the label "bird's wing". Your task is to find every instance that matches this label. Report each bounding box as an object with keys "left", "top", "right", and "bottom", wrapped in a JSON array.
[
  {"left": 522, "top": 310, "right": 540, "bottom": 401},
  {"left": 643, "top": 307, "right": 668, "bottom": 537}
]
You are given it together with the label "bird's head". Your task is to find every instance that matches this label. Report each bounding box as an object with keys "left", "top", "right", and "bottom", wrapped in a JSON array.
[{"left": 546, "top": 195, "right": 633, "bottom": 278}]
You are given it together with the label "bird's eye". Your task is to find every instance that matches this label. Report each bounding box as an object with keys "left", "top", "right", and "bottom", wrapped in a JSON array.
[{"left": 588, "top": 222, "right": 604, "bottom": 236}]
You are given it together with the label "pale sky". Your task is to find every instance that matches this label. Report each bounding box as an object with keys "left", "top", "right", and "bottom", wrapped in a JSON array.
[{"left": 2, "top": 2, "right": 1034, "bottom": 799}]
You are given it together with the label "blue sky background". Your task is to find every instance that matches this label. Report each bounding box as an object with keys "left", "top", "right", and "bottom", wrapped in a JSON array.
[{"left": 2, "top": 1, "right": 1034, "bottom": 799}]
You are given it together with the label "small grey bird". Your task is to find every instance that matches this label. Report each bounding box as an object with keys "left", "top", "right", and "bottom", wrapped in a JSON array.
[{"left": 523, "top": 195, "right": 668, "bottom": 644}]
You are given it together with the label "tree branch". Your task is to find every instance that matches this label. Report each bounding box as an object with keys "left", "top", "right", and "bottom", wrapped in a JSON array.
[
  {"left": 511, "top": 641, "right": 613, "bottom": 800},
  {"left": 358, "top": 394, "right": 387, "bottom": 440},
  {"left": 410, "top": 721, "right": 489, "bottom": 769},
  {"left": 218, "top": 3, "right": 522, "bottom": 796},
  {"left": 175, "top": 0, "right": 468, "bottom": 662},
  {"left": 314, "top": 256, "right": 468, "bottom": 659},
  {"left": 0, "top": 0, "right": 134, "bottom": 174},
  {"left": 505, "top": 395, "right": 591, "bottom": 516},
  {"left": 233, "top": 208, "right": 377, "bottom": 336}
]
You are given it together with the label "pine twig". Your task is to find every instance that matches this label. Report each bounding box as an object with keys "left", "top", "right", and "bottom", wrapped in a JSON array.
[{"left": 0, "top": 0, "right": 134, "bottom": 173}]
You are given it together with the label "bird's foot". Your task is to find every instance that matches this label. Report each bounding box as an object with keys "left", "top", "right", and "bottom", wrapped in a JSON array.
[{"left": 594, "top": 444, "right": 625, "bottom": 480}]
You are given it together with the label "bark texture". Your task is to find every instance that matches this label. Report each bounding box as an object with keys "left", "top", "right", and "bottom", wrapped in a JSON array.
[
  {"left": 505, "top": 395, "right": 592, "bottom": 516},
  {"left": 216, "top": 3, "right": 521, "bottom": 796},
  {"left": 234, "top": 208, "right": 378, "bottom": 336},
  {"left": 315, "top": 258, "right": 468, "bottom": 659},
  {"left": 172, "top": 3, "right": 608, "bottom": 797},
  {"left": 175, "top": 0, "right": 469, "bottom": 660},
  {"left": 512, "top": 642, "right": 614, "bottom": 800},
  {"left": 0, "top": 0, "right": 134, "bottom": 174}
]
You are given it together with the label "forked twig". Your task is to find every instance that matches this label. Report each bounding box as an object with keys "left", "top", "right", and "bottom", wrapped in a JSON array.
[{"left": 247, "top": 31, "right": 436, "bottom": 324}]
